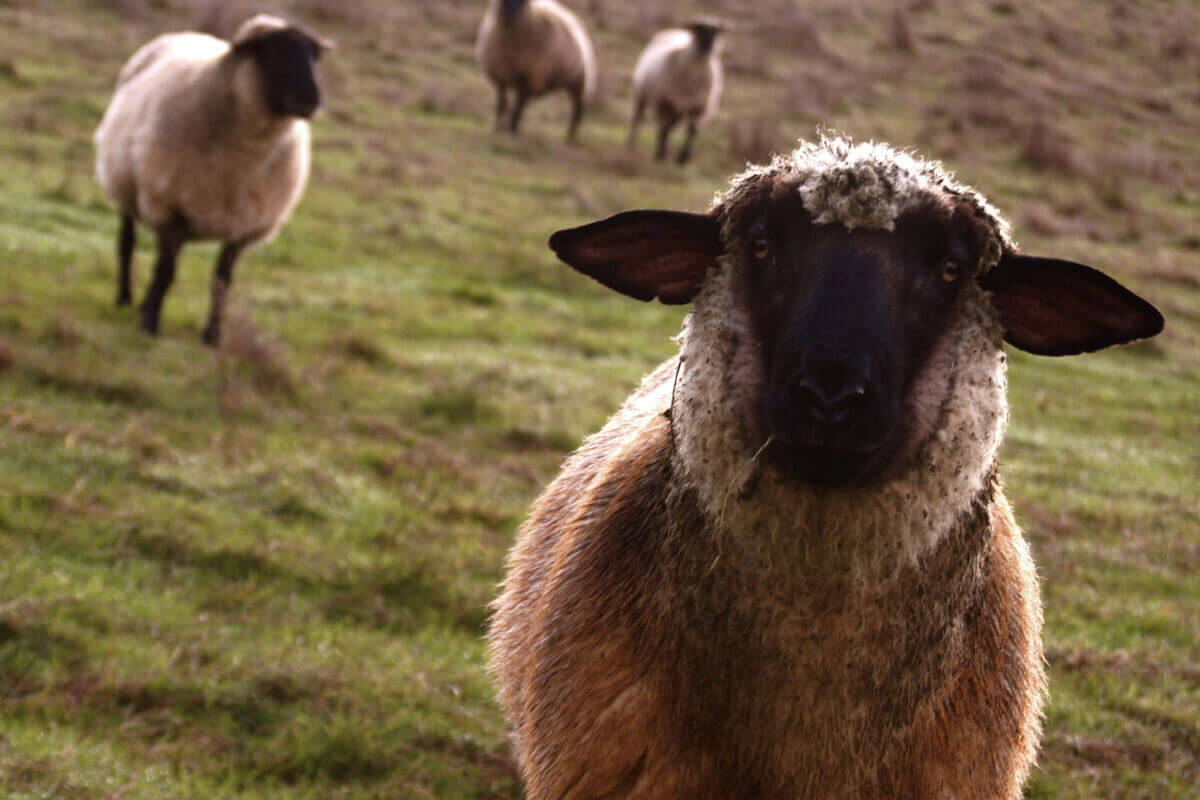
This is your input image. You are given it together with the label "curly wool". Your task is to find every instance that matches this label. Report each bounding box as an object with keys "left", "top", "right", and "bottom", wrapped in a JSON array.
[{"left": 716, "top": 135, "right": 1015, "bottom": 276}]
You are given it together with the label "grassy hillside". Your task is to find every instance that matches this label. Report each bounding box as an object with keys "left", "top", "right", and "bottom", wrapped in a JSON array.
[{"left": 0, "top": 0, "right": 1196, "bottom": 798}]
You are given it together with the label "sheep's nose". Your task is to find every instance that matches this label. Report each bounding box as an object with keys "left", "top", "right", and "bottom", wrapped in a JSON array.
[
  {"left": 289, "top": 85, "right": 321, "bottom": 117},
  {"left": 789, "top": 356, "right": 870, "bottom": 425}
]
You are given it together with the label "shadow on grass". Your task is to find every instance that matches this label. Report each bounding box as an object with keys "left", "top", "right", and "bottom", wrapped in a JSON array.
[
  {"left": 116, "top": 528, "right": 490, "bottom": 635},
  {"left": 17, "top": 360, "right": 158, "bottom": 408}
]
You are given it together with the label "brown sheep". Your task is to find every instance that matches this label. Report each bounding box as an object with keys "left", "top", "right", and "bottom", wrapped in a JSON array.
[{"left": 489, "top": 136, "right": 1164, "bottom": 799}]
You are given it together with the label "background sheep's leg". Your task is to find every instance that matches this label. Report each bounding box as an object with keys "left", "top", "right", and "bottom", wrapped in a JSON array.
[
  {"left": 565, "top": 86, "right": 585, "bottom": 143},
  {"left": 509, "top": 86, "right": 530, "bottom": 135},
  {"left": 138, "top": 225, "right": 185, "bottom": 336},
  {"left": 655, "top": 114, "right": 679, "bottom": 162},
  {"left": 115, "top": 213, "right": 136, "bottom": 307},
  {"left": 676, "top": 119, "right": 699, "bottom": 165},
  {"left": 626, "top": 95, "right": 645, "bottom": 150},
  {"left": 492, "top": 81, "right": 509, "bottom": 132},
  {"left": 201, "top": 240, "right": 246, "bottom": 346}
]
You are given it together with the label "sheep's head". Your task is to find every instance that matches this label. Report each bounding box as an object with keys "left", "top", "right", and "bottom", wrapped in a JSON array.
[
  {"left": 550, "top": 137, "right": 1163, "bottom": 487},
  {"left": 499, "top": 0, "right": 529, "bottom": 23},
  {"left": 231, "top": 15, "right": 333, "bottom": 120},
  {"left": 687, "top": 20, "right": 725, "bottom": 56}
]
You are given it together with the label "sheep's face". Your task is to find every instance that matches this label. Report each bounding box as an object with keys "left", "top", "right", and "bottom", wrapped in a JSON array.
[
  {"left": 234, "top": 27, "right": 330, "bottom": 120},
  {"left": 736, "top": 194, "right": 990, "bottom": 484},
  {"left": 688, "top": 23, "right": 723, "bottom": 56},
  {"left": 500, "top": 0, "right": 529, "bottom": 23},
  {"left": 549, "top": 143, "right": 1163, "bottom": 488}
]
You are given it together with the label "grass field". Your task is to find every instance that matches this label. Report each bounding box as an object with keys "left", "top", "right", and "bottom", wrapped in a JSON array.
[{"left": 0, "top": 1, "right": 1197, "bottom": 798}]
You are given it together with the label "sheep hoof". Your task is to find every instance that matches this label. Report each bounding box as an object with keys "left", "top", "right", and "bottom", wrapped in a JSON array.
[
  {"left": 201, "top": 326, "right": 220, "bottom": 347},
  {"left": 115, "top": 292, "right": 132, "bottom": 308}
]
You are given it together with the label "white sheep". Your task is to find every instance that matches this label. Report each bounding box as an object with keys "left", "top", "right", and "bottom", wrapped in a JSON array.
[
  {"left": 489, "top": 136, "right": 1163, "bottom": 799},
  {"left": 94, "top": 14, "right": 331, "bottom": 344},
  {"left": 475, "top": 0, "right": 597, "bottom": 142},
  {"left": 628, "top": 21, "right": 724, "bottom": 164}
]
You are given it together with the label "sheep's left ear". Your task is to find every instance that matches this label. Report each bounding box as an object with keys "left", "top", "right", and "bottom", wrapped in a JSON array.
[
  {"left": 978, "top": 253, "right": 1164, "bottom": 355},
  {"left": 549, "top": 210, "right": 722, "bottom": 304}
]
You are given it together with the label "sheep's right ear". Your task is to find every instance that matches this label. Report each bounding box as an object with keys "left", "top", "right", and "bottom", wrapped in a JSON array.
[
  {"left": 548, "top": 210, "right": 722, "bottom": 304},
  {"left": 979, "top": 253, "right": 1164, "bottom": 355}
]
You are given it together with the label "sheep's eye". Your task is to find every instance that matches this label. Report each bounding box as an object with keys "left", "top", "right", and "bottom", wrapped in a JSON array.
[
  {"left": 940, "top": 258, "right": 962, "bottom": 283},
  {"left": 751, "top": 237, "right": 770, "bottom": 260}
]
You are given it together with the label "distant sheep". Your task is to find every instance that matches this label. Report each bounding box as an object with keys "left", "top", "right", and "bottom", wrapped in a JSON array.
[
  {"left": 490, "top": 136, "right": 1163, "bottom": 799},
  {"left": 476, "top": 0, "right": 596, "bottom": 142},
  {"left": 628, "top": 21, "right": 724, "bottom": 164},
  {"left": 94, "top": 14, "right": 331, "bottom": 344}
]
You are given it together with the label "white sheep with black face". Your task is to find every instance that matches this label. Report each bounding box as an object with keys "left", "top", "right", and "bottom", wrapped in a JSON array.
[
  {"left": 94, "top": 14, "right": 331, "bottom": 344},
  {"left": 628, "top": 21, "right": 725, "bottom": 164},
  {"left": 476, "top": 0, "right": 597, "bottom": 142},
  {"left": 489, "top": 136, "right": 1163, "bottom": 800}
]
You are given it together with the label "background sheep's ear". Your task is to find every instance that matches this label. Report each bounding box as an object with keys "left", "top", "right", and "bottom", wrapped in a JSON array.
[
  {"left": 979, "top": 253, "right": 1164, "bottom": 355},
  {"left": 300, "top": 28, "right": 335, "bottom": 56},
  {"left": 548, "top": 210, "right": 722, "bottom": 304}
]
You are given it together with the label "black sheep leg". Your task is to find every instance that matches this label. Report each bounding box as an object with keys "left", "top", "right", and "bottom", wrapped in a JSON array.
[
  {"left": 509, "top": 87, "right": 530, "bottom": 135},
  {"left": 655, "top": 115, "right": 680, "bottom": 162},
  {"left": 493, "top": 81, "right": 509, "bottom": 132},
  {"left": 139, "top": 224, "right": 186, "bottom": 336},
  {"left": 115, "top": 213, "right": 136, "bottom": 307},
  {"left": 201, "top": 241, "right": 245, "bottom": 346},
  {"left": 566, "top": 86, "right": 585, "bottom": 143},
  {"left": 677, "top": 120, "right": 699, "bottom": 165},
  {"left": 627, "top": 96, "right": 645, "bottom": 150}
]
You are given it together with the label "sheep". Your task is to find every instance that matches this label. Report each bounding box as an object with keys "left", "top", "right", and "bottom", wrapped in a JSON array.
[
  {"left": 489, "top": 135, "right": 1164, "bottom": 800},
  {"left": 628, "top": 21, "right": 724, "bottom": 164},
  {"left": 475, "top": 0, "right": 597, "bottom": 142},
  {"left": 94, "top": 14, "right": 331, "bottom": 344}
]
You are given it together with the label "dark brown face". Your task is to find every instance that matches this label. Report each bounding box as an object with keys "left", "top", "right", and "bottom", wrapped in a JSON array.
[
  {"left": 547, "top": 182, "right": 1163, "bottom": 488},
  {"left": 236, "top": 29, "right": 325, "bottom": 119},
  {"left": 737, "top": 196, "right": 987, "bottom": 484}
]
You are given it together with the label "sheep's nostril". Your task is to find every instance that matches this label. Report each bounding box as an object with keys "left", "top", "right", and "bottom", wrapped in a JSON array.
[
  {"left": 829, "top": 383, "right": 866, "bottom": 416},
  {"left": 789, "top": 369, "right": 869, "bottom": 424}
]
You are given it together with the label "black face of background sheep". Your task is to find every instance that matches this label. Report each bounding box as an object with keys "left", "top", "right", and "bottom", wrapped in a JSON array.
[
  {"left": 234, "top": 28, "right": 327, "bottom": 119},
  {"left": 549, "top": 203, "right": 1164, "bottom": 486},
  {"left": 688, "top": 22, "right": 722, "bottom": 56},
  {"left": 500, "top": 0, "right": 527, "bottom": 22}
]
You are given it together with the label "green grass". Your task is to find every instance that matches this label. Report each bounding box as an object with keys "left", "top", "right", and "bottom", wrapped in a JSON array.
[{"left": 1, "top": 1, "right": 1197, "bottom": 797}]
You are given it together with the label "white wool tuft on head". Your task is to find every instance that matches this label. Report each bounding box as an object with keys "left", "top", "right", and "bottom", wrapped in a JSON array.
[{"left": 716, "top": 134, "right": 1015, "bottom": 275}]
